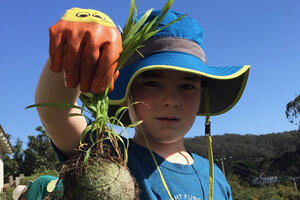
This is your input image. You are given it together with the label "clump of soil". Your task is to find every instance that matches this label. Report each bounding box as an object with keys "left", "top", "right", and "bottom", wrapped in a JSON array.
[{"left": 57, "top": 148, "right": 139, "bottom": 200}]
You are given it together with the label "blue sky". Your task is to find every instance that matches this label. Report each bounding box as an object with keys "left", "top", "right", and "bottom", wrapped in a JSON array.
[{"left": 1, "top": 0, "right": 300, "bottom": 147}]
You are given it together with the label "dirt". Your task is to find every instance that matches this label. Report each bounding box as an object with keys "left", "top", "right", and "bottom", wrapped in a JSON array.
[{"left": 55, "top": 147, "right": 139, "bottom": 200}]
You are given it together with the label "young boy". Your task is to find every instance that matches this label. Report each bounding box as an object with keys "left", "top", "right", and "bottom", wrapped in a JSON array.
[{"left": 35, "top": 8, "right": 250, "bottom": 200}]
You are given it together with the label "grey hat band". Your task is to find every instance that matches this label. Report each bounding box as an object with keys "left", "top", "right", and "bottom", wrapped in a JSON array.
[{"left": 125, "top": 37, "right": 207, "bottom": 66}]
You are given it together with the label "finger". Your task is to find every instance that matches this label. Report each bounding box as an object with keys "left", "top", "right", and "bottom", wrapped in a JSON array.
[
  {"left": 109, "top": 70, "right": 119, "bottom": 92},
  {"left": 91, "top": 43, "right": 120, "bottom": 94},
  {"left": 49, "top": 23, "right": 65, "bottom": 72},
  {"left": 79, "top": 37, "right": 100, "bottom": 93},
  {"left": 62, "top": 31, "right": 82, "bottom": 88}
]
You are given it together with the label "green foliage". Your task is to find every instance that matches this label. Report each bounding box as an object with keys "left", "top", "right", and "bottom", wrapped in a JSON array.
[
  {"left": 184, "top": 130, "right": 300, "bottom": 199},
  {"left": 20, "top": 169, "right": 60, "bottom": 186},
  {"left": 184, "top": 130, "right": 300, "bottom": 182},
  {"left": 270, "top": 148, "right": 300, "bottom": 176},
  {"left": 22, "top": 126, "right": 62, "bottom": 175},
  {"left": 0, "top": 186, "right": 14, "bottom": 200},
  {"left": 286, "top": 94, "right": 300, "bottom": 130},
  {"left": 227, "top": 173, "right": 300, "bottom": 200},
  {"left": 3, "top": 126, "right": 62, "bottom": 179},
  {"left": 3, "top": 138, "right": 24, "bottom": 181},
  {"left": 231, "top": 160, "right": 258, "bottom": 183}
]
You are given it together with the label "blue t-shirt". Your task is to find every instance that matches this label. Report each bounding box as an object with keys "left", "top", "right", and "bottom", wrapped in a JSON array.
[{"left": 52, "top": 138, "right": 232, "bottom": 200}]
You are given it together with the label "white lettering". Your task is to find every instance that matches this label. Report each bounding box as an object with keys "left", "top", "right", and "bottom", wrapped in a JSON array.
[
  {"left": 181, "top": 194, "right": 201, "bottom": 200},
  {"left": 174, "top": 194, "right": 182, "bottom": 200}
]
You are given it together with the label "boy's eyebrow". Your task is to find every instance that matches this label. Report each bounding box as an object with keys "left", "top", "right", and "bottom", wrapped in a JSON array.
[
  {"left": 182, "top": 75, "right": 201, "bottom": 82},
  {"left": 139, "top": 71, "right": 162, "bottom": 78},
  {"left": 138, "top": 71, "right": 201, "bottom": 82}
]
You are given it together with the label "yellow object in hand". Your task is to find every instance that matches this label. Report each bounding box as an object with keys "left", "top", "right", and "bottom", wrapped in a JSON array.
[{"left": 61, "top": 7, "right": 116, "bottom": 27}]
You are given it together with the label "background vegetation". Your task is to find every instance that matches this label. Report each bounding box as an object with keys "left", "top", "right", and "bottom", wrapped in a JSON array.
[
  {"left": 184, "top": 131, "right": 300, "bottom": 199},
  {"left": 2, "top": 126, "right": 62, "bottom": 182},
  {"left": 1, "top": 94, "right": 300, "bottom": 199}
]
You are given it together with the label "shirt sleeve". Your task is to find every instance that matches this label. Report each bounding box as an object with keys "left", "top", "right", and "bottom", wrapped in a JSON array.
[
  {"left": 49, "top": 121, "right": 97, "bottom": 163},
  {"left": 50, "top": 139, "right": 69, "bottom": 163}
]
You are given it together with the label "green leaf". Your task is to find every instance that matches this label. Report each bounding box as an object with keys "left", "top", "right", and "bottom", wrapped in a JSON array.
[
  {"left": 25, "top": 103, "right": 81, "bottom": 110},
  {"left": 150, "top": 0, "right": 174, "bottom": 31},
  {"left": 108, "top": 116, "right": 125, "bottom": 130},
  {"left": 125, "top": 8, "right": 153, "bottom": 43},
  {"left": 127, "top": 120, "right": 143, "bottom": 128},
  {"left": 143, "top": 16, "right": 158, "bottom": 33},
  {"left": 79, "top": 94, "right": 97, "bottom": 114},
  {"left": 80, "top": 124, "right": 92, "bottom": 146},
  {"left": 81, "top": 92, "right": 94, "bottom": 99},
  {"left": 68, "top": 113, "right": 85, "bottom": 117},
  {"left": 83, "top": 146, "right": 93, "bottom": 164},
  {"left": 122, "top": 0, "right": 136, "bottom": 38},
  {"left": 156, "top": 14, "right": 186, "bottom": 32},
  {"left": 114, "top": 106, "right": 129, "bottom": 118}
]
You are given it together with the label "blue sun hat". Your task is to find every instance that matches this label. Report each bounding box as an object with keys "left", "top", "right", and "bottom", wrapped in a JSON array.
[{"left": 108, "top": 9, "right": 250, "bottom": 124}]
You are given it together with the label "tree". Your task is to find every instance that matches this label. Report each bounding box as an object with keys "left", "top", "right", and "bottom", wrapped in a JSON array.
[
  {"left": 4, "top": 126, "right": 63, "bottom": 178},
  {"left": 3, "top": 138, "right": 24, "bottom": 181},
  {"left": 22, "top": 126, "right": 62, "bottom": 175},
  {"left": 286, "top": 94, "right": 300, "bottom": 130}
]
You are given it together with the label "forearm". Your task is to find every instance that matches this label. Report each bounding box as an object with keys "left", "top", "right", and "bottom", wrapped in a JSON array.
[
  {"left": 35, "top": 58, "right": 80, "bottom": 104},
  {"left": 35, "top": 58, "right": 86, "bottom": 157},
  {"left": 35, "top": 58, "right": 81, "bottom": 123}
]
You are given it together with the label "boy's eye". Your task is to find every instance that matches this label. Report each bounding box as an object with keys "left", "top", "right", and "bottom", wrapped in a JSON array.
[
  {"left": 180, "top": 84, "right": 196, "bottom": 90},
  {"left": 144, "top": 81, "right": 161, "bottom": 87}
]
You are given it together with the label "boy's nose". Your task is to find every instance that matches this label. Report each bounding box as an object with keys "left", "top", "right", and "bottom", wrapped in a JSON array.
[{"left": 161, "top": 88, "right": 180, "bottom": 108}]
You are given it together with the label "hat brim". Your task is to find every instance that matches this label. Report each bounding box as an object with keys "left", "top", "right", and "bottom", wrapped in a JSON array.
[{"left": 108, "top": 51, "right": 250, "bottom": 125}]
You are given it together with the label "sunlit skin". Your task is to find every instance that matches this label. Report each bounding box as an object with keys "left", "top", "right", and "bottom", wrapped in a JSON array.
[{"left": 128, "top": 70, "right": 202, "bottom": 164}]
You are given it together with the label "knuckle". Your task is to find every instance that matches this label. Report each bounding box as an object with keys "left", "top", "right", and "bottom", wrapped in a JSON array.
[
  {"left": 49, "top": 26, "right": 57, "bottom": 35},
  {"left": 86, "top": 51, "right": 99, "bottom": 64}
]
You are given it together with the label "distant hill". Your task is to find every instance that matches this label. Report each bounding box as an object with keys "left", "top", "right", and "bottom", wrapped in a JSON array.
[{"left": 184, "top": 130, "right": 300, "bottom": 183}]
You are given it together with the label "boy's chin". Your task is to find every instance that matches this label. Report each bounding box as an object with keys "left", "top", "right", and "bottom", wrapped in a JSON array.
[{"left": 146, "top": 134, "right": 184, "bottom": 145}]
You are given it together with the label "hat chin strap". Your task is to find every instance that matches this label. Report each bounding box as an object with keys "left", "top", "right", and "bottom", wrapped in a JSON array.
[
  {"left": 128, "top": 92, "right": 174, "bottom": 199},
  {"left": 204, "top": 87, "right": 214, "bottom": 200}
]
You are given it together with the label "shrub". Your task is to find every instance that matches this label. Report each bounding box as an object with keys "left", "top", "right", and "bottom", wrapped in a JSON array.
[
  {"left": 227, "top": 173, "right": 300, "bottom": 200},
  {"left": 20, "top": 169, "right": 60, "bottom": 185}
]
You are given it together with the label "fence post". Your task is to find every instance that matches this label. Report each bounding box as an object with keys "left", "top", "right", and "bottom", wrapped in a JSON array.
[{"left": 9, "top": 175, "right": 13, "bottom": 186}]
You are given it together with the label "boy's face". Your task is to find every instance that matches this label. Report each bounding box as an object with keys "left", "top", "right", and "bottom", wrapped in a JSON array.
[{"left": 129, "top": 69, "right": 201, "bottom": 145}]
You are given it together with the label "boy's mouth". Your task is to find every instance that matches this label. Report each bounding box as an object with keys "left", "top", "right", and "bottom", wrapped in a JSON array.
[{"left": 156, "top": 117, "right": 179, "bottom": 121}]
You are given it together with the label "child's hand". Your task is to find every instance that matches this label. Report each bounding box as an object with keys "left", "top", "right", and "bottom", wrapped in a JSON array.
[{"left": 49, "top": 8, "right": 122, "bottom": 93}]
